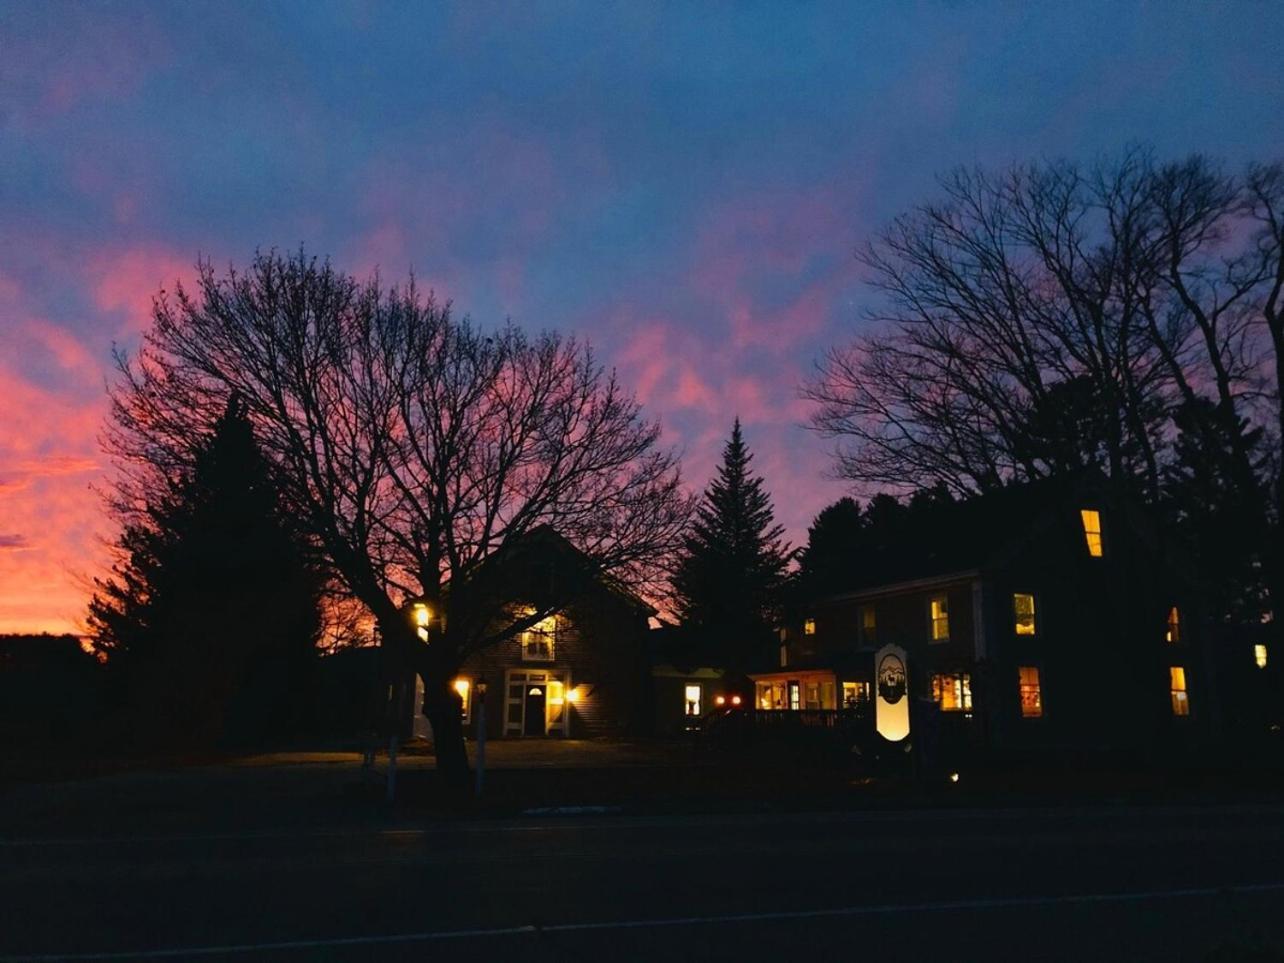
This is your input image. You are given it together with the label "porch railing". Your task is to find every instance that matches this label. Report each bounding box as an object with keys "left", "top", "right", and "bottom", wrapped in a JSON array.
[{"left": 739, "top": 707, "right": 870, "bottom": 729}]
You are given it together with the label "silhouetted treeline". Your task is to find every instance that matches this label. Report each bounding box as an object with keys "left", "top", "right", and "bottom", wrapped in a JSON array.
[
  {"left": 0, "top": 634, "right": 104, "bottom": 743},
  {"left": 807, "top": 150, "right": 1284, "bottom": 632}
]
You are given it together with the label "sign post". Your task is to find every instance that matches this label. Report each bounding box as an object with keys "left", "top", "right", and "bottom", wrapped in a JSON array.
[{"left": 474, "top": 678, "right": 488, "bottom": 798}]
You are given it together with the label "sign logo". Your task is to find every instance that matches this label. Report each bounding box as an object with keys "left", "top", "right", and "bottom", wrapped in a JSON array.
[{"left": 877, "top": 653, "right": 906, "bottom": 704}]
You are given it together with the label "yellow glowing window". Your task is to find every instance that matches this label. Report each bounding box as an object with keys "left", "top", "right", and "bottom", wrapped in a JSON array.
[
  {"left": 521, "top": 613, "right": 557, "bottom": 661},
  {"left": 861, "top": 606, "right": 876, "bottom": 644},
  {"left": 1014, "top": 593, "right": 1036, "bottom": 636},
  {"left": 842, "top": 681, "right": 870, "bottom": 709},
  {"left": 684, "top": 684, "right": 701, "bottom": 717},
  {"left": 930, "top": 595, "right": 950, "bottom": 642},
  {"left": 1080, "top": 509, "right": 1103, "bottom": 557},
  {"left": 1018, "top": 666, "right": 1042, "bottom": 718},
  {"left": 1165, "top": 607, "right": 1180, "bottom": 643},
  {"left": 931, "top": 672, "right": 971, "bottom": 712},
  {"left": 803, "top": 618, "right": 816, "bottom": 636},
  {"left": 453, "top": 677, "right": 471, "bottom": 724},
  {"left": 411, "top": 602, "right": 431, "bottom": 642},
  {"left": 1254, "top": 644, "right": 1268, "bottom": 669},
  {"left": 1169, "top": 666, "right": 1189, "bottom": 717}
]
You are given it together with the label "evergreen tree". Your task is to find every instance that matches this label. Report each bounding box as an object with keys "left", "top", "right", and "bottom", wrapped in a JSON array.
[
  {"left": 795, "top": 497, "right": 864, "bottom": 600},
  {"left": 89, "top": 399, "right": 321, "bottom": 747},
  {"left": 671, "top": 420, "right": 791, "bottom": 672}
]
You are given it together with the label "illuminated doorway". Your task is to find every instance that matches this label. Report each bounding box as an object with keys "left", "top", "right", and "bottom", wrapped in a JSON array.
[{"left": 503, "top": 669, "right": 570, "bottom": 737}]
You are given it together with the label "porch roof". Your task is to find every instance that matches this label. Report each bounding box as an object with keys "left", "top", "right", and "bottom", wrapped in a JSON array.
[{"left": 748, "top": 653, "right": 871, "bottom": 681}]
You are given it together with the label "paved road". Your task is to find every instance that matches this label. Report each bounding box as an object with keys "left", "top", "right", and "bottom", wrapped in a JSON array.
[{"left": 3, "top": 802, "right": 1284, "bottom": 961}]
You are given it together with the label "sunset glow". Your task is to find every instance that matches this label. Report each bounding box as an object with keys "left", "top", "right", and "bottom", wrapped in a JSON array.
[{"left": 2, "top": 4, "right": 1280, "bottom": 634}]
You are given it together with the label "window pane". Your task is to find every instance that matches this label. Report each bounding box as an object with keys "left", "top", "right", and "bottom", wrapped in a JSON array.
[
  {"left": 1169, "top": 666, "right": 1189, "bottom": 717},
  {"left": 861, "top": 606, "right": 876, "bottom": 643},
  {"left": 1080, "top": 509, "right": 1103, "bottom": 557},
  {"left": 842, "top": 681, "right": 870, "bottom": 708},
  {"left": 930, "top": 596, "right": 950, "bottom": 642},
  {"left": 1018, "top": 666, "right": 1042, "bottom": 718},
  {"left": 1255, "top": 644, "right": 1269, "bottom": 669},
  {"left": 1014, "top": 593, "right": 1036, "bottom": 635},
  {"left": 932, "top": 672, "right": 971, "bottom": 711},
  {"left": 684, "top": 684, "right": 701, "bottom": 716},
  {"left": 1166, "top": 607, "right": 1181, "bottom": 643},
  {"left": 803, "top": 618, "right": 816, "bottom": 636}
]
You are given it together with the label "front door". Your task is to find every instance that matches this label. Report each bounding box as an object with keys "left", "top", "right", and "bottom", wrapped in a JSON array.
[{"left": 523, "top": 685, "right": 547, "bottom": 736}]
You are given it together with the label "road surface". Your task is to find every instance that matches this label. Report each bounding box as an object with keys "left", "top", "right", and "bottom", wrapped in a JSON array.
[{"left": 2, "top": 801, "right": 1283, "bottom": 961}]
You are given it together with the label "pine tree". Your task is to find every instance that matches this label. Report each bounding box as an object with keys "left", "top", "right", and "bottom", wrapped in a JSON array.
[
  {"left": 671, "top": 420, "right": 791, "bottom": 672},
  {"left": 796, "top": 496, "right": 864, "bottom": 600},
  {"left": 88, "top": 399, "right": 321, "bottom": 747}
]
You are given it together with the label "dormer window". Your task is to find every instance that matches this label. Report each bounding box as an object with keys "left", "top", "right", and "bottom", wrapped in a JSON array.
[
  {"left": 929, "top": 595, "right": 950, "bottom": 642},
  {"left": 1014, "top": 593, "right": 1036, "bottom": 636},
  {"left": 1165, "top": 607, "right": 1181, "bottom": 643},
  {"left": 803, "top": 618, "right": 816, "bottom": 636},
  {"left": 1080, "top": 509, "right": 1103, "bottom": 557}
]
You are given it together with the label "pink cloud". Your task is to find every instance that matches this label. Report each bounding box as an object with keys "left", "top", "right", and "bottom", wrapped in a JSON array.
[
  {"left": 90, "top": 245, "right": 195, "bottom": 336},
  {"left": 0, "top": 354, "right": 108, "bottom": 635},
  {"left": 689, "top": 187, "right": 860, "bottom": 349}
]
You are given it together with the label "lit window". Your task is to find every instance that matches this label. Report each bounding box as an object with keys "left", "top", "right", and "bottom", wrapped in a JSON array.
[
  {"left": 411, "top": 602, "right": 431, "bottom": 642},
  {"left": 547, "top": 679, "right": 565, "bottom": 706},
  {"left": 1169, "top": 666, "right": 1190, "bottom": 717},
  {"left": 1018, "top": 666, "right": 1042, "bottom": 718},
  {"left": 861, "top": 606, "right": 876, "bottom": 644},
  {"left": 788, "top": 681, "right": 801, "bottom": 711},
  {"left": 1166, "top": 607, "right": 1181, "bottom": 643},
  {"left": 804, "top": 681, "right": 821, "bottom": 709},
  {"left": 931, "top": 672, "right": 972, "bottom": 712},
  {"left": 803, "top": 618, "right": 816, "bottom": 636},
  {"left": 842, "top": 681, "right": 870, "bottom": 709},
  {"left": 521, "top": 613, "right": 557, "bottom": 661},
  {"left": 1081, "top": 509, "right": 1103, "bottom": 557},
  {"left": 930, "top": 595, "right": 950, "bottom": 642},
  {"left": 757, "top": 680, "right": 787, "bottom": 709},
  {"left": 1014, "top": 593, "right": 1036, "bottom": 636},
  {"left": 453, "top": 677, "right": 471, "bottom": 724},
  {"left": 1254, "top": 644, "right": 1268, "bottom": 669},
  {"left": 684, "top": 684, "right": 702, "bottom": 716}
]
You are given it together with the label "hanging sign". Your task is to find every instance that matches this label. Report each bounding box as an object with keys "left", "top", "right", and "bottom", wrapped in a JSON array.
[{"left": 874, "top": 643, "right": 910, "bottom": 742}]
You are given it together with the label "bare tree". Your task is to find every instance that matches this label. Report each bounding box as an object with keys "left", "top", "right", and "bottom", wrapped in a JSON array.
[
  {"left": 807, "top": 148, "right": 1282, "bottom": 626},
  {"left": 107, "top": 251, "right": 692, "bottom": 780},
  {"left": 807, "top": 154, "right": 1180, "bottom": 499}
]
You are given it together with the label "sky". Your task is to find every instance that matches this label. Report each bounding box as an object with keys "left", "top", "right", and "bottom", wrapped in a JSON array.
[{"left": 1, "top": 1, "right": 1282, "bottom": 634}]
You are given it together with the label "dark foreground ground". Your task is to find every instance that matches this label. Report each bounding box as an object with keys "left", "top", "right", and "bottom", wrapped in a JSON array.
[{"left": 2, "top": 745, "right": 1284, "bottom": 962}]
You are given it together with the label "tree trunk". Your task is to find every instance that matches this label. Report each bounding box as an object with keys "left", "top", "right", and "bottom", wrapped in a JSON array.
[{"left": 421, "top": 668, "right": 471, "bottom": 790}]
